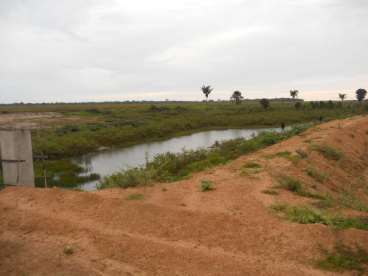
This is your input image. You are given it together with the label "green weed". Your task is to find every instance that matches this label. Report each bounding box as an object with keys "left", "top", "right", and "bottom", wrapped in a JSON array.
[
  {"left": 317, "top": 244, "right": 368, "bottom": 274},
  {"left": 305, "top": 166, "right": 327, "bottom": 183},
  {"left": 271, "top": 204, "right": 368, "bottom": 230},
  {"left": 312, "top": 144, "right": 343, "bottom": 161},
  {"left": 339, "top": 193, "right": 368, "bottom": 212},
  {"left": 126, "top": 193, "right": 144, "bottom": 200},
  {"left": 200, "top": 180, "right": 215, "bottom": 192}
]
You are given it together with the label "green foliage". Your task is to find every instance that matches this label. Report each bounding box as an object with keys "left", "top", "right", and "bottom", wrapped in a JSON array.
[
  {"left": 312, "top": 144, "right": 343, "bottom": 161},
  {"left": 339, "top": 93, "right": 346, "bottom": 102},
  {"left": 271, "top": 204, "right": 368, "bottom": 231},
  {"left": 313, "top": 194, "right": 335, "bottom": 209},
  {"left": 34, "top": 159, "right": 100, "bottom": 188},
  {"left": 356, "top": 88, "right": 367, "bottom": 102},
  {"left": 16, "top": 101, "right": 364, "bottom": 160},
  {"left": 277, "top": 175, "right": 303, "bottom": 193},
  {"left": 200, "top": 180, "right": 214, "bottom": 192},
  {"left": 275, "top": 151, "right": 292, "bottom": 158},
  {"left": 290, "top": 89, "right": 299, "bottom": 99},
  {"left": 126, "top": 193, "right": 144, "bottom": 200},
  {"left": 240, "top": 161, "right": 262, "bottom": 176},
  {"left": 317, "top": 244, "right": 368, "bottom": 273},
  {"left": 339, "top": 193, "right": 368, "bottom": 212},
  {"left": 305, "top": 166, "right": 327, "bottom": 183},
  {"left": 99, "top": 126, "right": 308, "bottom": 189},
  {"left": 277, "top": 175, "right": 325, "bottom": 199},
  {"left": 231, "top": 91, "right": 243, "bottom": 104},
  {"left": 99, "top": 168, "right": 154, "bottom": 189},
  {"left": 6, "top": 101, "right": 363, "bottom": 188},
  {"left": 201, "top": 85, "right": 213, "bottom": 100}
]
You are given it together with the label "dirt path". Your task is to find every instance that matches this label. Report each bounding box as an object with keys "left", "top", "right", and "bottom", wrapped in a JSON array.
[{"left": 1, "top": 116, "right": 368, "bottom": 275}]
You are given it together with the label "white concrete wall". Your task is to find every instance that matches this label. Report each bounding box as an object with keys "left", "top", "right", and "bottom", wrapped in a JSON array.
[{"left": 0, "top": 130, "right": 35, "bottom": 187}]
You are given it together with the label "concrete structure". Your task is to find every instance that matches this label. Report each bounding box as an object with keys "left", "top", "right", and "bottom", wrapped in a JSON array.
[{"left": 0, "top": 129, "right": 35, "bottom": 187}]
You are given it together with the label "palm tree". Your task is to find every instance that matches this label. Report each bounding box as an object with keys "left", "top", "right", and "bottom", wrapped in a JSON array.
[
  {"left": 290, "top": 89, "right": 299, "bottom": 100},
  {"left": 231, "top": 91, "right": 243, "bottom": 104},
  {"left": 356, "top": 88, "right": 367, "bottom": 102},
  {"left": 201, "top": 85, "right": 213, "bottom": 102},
  {"left": 338, "top": 93, "right": 346, "bottom": 102}
]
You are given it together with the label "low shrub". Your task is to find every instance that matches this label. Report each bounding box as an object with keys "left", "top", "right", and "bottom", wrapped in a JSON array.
[
  {"left": 277, "top": 175, "right": 303, "bottom": 194},
  {"left": 200, "top": 180, "right": 215, "bottom": 192}
]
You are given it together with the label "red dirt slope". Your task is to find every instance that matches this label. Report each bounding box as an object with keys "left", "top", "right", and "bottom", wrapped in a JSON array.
[{"left": 1, "top": 116, "right": 368, "bottom": 275}]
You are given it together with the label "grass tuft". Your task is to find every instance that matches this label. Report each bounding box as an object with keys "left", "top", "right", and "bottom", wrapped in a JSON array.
[
  {"left": 200, "top": 180, "right": 215, "bottom": 192},
  {"left": 126, "top": 193, "right": 144, "bottom": 200},
  {"left": 271, "top": 204, "right": 368, "bottom": 231},
  {"left": 277, "top": 175, "right": 325, "bottom": 199},
  {"left": 317, "top": 244, "right": 368, "bottom": 274},
  {"left": 305, "top": 166, "right": 327, "bottom": 183},
  {"left": 312, "top": 144, "right": 343, "bottom": 161}
]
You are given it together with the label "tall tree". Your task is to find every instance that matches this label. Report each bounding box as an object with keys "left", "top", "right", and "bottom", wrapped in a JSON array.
[
  {"left": 201, "top": 85, "right": 213, "bottom": 102},
  {"left": 356, "top": 88, "right": 367, "bottom": 102},
  {"left": 338, "top": 93, "right": 346, "bottom": 102},
  {"left": 231, "top": 91, "right": 243, "bottom": 104},
  {"left": 290, "top": 89, "right": 299, "bottom": 99}
]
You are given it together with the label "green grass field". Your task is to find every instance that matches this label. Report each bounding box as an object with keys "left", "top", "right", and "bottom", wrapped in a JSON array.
[{"left": 1, "top": 100, "right": 366, "bottom": 188}]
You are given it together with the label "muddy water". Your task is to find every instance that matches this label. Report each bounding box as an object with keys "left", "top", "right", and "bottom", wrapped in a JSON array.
[{"left": 76, "top": 127, "right": 280, "bottom": 190}]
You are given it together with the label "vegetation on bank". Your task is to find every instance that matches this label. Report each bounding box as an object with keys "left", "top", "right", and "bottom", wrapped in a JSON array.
[
  {"left": 0, "top": 101, "right": 364, "bottom": 160},
  {"left": 2, "top": 100, "right": 367, "bottom": 188},
  {"left": 98, "top": 125, "right": 309, "bottom": 189},
  {"left": 33, "top": 160, "right": 99, "bottom": 188}
]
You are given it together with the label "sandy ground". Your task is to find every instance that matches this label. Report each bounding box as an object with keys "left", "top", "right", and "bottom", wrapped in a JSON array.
[
  {"left": 0, "top": 112, "right": 99, "bottom": 129},
  {"left": 1, "top": 116, "right": 368, "bottom": 275},
  {"left": 0, "top": 112, "right": 62, "bottom": 129}
]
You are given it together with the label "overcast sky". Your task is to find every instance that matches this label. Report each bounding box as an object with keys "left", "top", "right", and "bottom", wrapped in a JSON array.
[{"left": 0, "top": 0, "right": 367, "bottom": 103}]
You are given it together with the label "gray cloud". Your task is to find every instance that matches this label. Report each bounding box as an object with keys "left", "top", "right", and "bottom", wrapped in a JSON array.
[{"left": 0, "top": 0, "right": 367, "bottom": 103}]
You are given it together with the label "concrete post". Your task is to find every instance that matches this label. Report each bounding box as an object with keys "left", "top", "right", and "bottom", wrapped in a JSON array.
[{"left": 0, "top": 129, "right": 35, "bottom": 187}]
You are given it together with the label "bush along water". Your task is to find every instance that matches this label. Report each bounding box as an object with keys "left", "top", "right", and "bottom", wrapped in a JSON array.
[{"left": 99, "top": 124, "right": 310, "bottom": 189}]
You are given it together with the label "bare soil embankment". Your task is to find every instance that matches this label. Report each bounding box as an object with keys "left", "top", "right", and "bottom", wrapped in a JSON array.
[{"left": 1, "top": 116, "right": 368, "bottom": 275}]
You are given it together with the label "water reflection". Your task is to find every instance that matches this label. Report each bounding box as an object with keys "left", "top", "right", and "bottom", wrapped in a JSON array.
[{"left": 76, "top": 127, "right": 279, "bottom": 191}]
